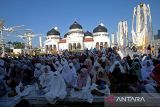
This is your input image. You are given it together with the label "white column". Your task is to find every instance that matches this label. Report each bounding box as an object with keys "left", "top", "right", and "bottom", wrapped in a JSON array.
[{"left": 39, "top": 36, "right": 42, "bottom": 48}]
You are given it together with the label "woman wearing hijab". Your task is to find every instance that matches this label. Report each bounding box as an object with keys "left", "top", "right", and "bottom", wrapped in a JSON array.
[
  {"left": 83, "top": 59, "right": 93, "bottom": 73},
  {"left": 53, "top": 61, "right": 63, "bottom": 73},
  {"left": 6, "top": 65, "right": 22, "bottom": 97},
  {"left": 131, "top": 61, "right": 142, "bottom": 81},
  {"left": 150, "top": 64, "right": 160, "bottom": 92},
  {"left": 71, "top": 68, "right": 93, "bottom": 103},
  {"left": 15, "top": 69, "right": 35, "bottom": 97},
  {"left": 105, "top": 60, "right": 111, "bottom": 74},
  {"left": 109, "top": 61, "right": 126, "bottom": 92},
  {"left": 34, "top": 63, "right": 42, "bottom": 79},
  {"left": 126, "top": 55, "right": 133, "bottom": 68},
  {"left": 91, "top": 67, "right": 110, "bottom": 96},
  {"left": 38, "top": 65, "right": 54, "bottom": 93},
  {"left": 72, "top": 58, "right": 80, "bottom": 72},
  {"left": 141, "top": 60, "right": 154, "bottom": 81},
  {"left": 68, "top": 63, "right": 77, "bottom": 86},
  {"left": 39, "top": 65, "right": 67, "bottom": 103},
  {"left": 61, "top": 62, "right": 77, "bottom": 87},
  {"left": 121, "top": 57, "right": 130, "bottom": 74}
]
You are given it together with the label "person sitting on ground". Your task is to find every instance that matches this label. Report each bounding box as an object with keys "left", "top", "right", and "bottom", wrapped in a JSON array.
[
  {"left": 15, "top": 69, "right": 35, "bottom": 96},
  {"left": 91, "top": 67, "right": 110, "bottom": 96},
  {"left": 61, "top": 62, "right": 77, "bottom": 88},
  {"left": 109, "top": 61, "right": 125, "bottom": 93},
  {"left": 150, "top": 64, "right": 160, "bottom": 92},
  {"left": 6, "top": 65, "right": 22, "bottom": 97},
  {"left": 70, "top": 68, "right": 93, "bottom": 103}
]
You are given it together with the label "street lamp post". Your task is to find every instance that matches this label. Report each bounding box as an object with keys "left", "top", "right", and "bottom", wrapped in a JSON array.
[
  {"left": 0, "top": 20, "right": 24, "bottom": 57},
  {"left": 0, "top": 21, "right": 5, "bottom": 57}
]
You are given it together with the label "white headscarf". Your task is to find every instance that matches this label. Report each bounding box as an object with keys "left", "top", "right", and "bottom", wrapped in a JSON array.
[
  {"left": 141, "top": 60, "right": 154, "bottom": 80},
  {"left": 110, "top": 61, "right": 125, "bottom": 73},
  {"left": 61, "top": 62, "right": 73, "bottom": 85},
  {"left": 69, "top": 63, "right": 77, "bottom": 86},
  {"left": 54, "top": 61, "right": 63, "bottom": 72},
  {"left": 34, "top": 63, "right": 42, "bottom": 78},
  {"left": 101, "top": 54, "right": 106, "bottom": 62}
]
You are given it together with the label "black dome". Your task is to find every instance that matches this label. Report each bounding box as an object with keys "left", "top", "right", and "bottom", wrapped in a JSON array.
[
  {"left": 84, "top": 31, "right": 93, "bottom": 37},
  {"left": 47, "top": 28, "right": 60, "bottom": 36},
  {"left": 93, "top": 25, "right": 107, "bottom": 33},
  {"left": 69, "top": 21, "right": 82, "bottom": 29},
  {"left": 64, "top": 33, "right": 68, "bottom": 38}
]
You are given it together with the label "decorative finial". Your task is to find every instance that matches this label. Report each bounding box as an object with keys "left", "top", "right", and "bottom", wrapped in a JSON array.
[
  {"left": 100, "top": 23, "right": 104, "bottom": 26},
  {"left": 140, "top": 2, "right": 143, "bottom": 7},
  {"left": 54, "top": 26, "right": 58, "bottom": 31}
]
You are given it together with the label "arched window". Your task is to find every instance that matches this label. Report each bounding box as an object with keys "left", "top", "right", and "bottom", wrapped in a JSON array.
[
  {"left": 46, "top": 45, "right": 48, "bottom": 50},
  {"left": 100, "top": 42, "right": 103, "bottom": 46},
  {"left": 68, "top": 43, "right": 72, "bottom": 51},
  {"left": 100, "top": 42, "right": 103, "bottom": 50},
  {"left": 50, "top": 45, "right": 52, "bottom": 51},
  {"left": 73, "top": 43, "right": 76, "bottom": 49},
  {"left": 53, "top": 45, "right": 56, "bottom": 50},
  {"left": 96, "top": 42, "right": 99, "bottom": 49},
  {"left": 104, "top": 42, "right": 108, "bottom": 48},
  {"left": 77, "top": 43, "right": 81, "bottom": 49}
]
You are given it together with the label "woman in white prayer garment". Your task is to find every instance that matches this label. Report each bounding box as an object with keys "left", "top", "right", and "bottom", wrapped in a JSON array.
[
  {"left": 68, "top": 63, "right": 77, "bottom": 86},
  {"left": 39, "top": 65, "right": 54, "bottom": 93},
  {"left": 73, "top": 58, "right": 80, "bottom": 72},
  {"left": 61, "top": 62, "right": 77, "bottom": 87},
  {"left": 53, "top": 61, "right": 63, "bottom": 73},
  {"left": 141, "top": 60, "right": 154, "bottom": 81},
  {"left": 39, "top": 65, "right": 67, "bottom": 103},
  {"left": 34, "top": 63, "right": 42, "bottom": 79},
  {"left": 70, "top": 68, "right": 93, "bottom": 103}
]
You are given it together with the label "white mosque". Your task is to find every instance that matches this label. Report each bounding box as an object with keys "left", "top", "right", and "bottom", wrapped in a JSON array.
[
  {"left": 44, "top": 3, "right": 153, "bottom": 53},
  {"left": 44, "top": 21, "right": 110, "bottom": 52}
]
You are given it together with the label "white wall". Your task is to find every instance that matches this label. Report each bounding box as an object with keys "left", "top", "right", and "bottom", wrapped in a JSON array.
[
  {"left": 59, "top": 43, "right": 68, "bottom": 50},
  {"left": 84, "top": 42, "right": 94, "bottom": 49},
  {"left": 93, "top": 32, "right": 110, "bottom": 47}
]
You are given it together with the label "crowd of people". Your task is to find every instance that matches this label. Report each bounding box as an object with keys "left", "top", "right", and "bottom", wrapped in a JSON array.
[{"left": 0, "top": 47, "right": 160, "bottom": 103}]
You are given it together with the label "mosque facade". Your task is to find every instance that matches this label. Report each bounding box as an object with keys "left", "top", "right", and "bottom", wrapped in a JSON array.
[{"left": 44, "top": 21, "right": 110, "bottom": 53}]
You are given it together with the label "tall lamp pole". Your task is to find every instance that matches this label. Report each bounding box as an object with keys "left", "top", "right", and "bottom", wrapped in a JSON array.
[
  {"left": 0, "top": 20, "right": 24, "bottom": 57},
  {"left": 0, "top": 20, "right": 5, "bottom": 57}
]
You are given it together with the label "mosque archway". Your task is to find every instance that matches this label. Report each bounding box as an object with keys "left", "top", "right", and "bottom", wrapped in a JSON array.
[
  {"left": 46, "top": 45, "right": 48, "bottom": 50},
  {"left": 50, "top": 45, "right": 52, "bottom": 51},
  {"left": 53, "top": 45, "right": 57, "bottom": 50},
  {"left": 104, "top": 42, "right": 108, "bottom": 48},
  {"left": 96, "top": 42, "right": 99, "bottom": 49},
  {"left": 77, "top": 43, "right": 81, "bottom": 49},
  {"left": 68, "top": 43, "right": 72, "bottom": 51},
  {"left": 73, "top": 43, "right": 76, "bottom": 49},
  {"left": 100, "top": 42, "right": 103, "bottom": 49}
]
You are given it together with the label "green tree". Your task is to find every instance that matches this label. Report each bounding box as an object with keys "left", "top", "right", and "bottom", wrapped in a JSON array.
[
  {"left": 12, "top": 41, "right": 25, "bottom": 49},
  {"left": 6, "top": 41, "right": 13, "bottom": 54}
]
